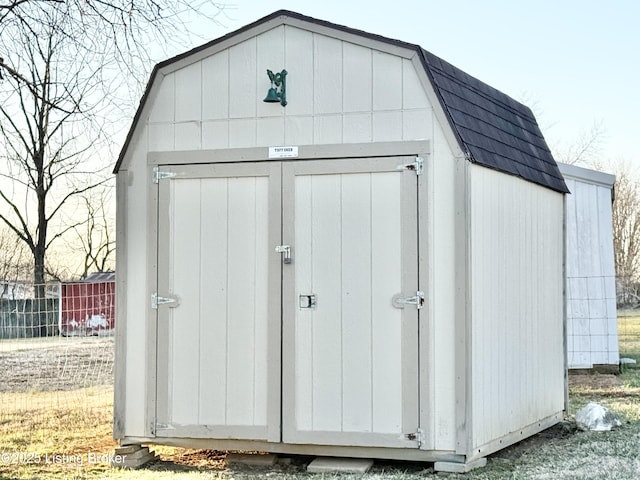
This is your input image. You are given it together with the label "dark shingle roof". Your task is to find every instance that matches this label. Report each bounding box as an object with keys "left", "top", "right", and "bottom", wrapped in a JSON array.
[
  {"left": 420, "top": 50, "right": 568, "bottom": 193},
  {"left": 114, "top": 10, "right": 568, "bottom": 194}
]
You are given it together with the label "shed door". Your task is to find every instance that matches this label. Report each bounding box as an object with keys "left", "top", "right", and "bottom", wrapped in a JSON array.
[
  {"left": 155, "top": 162, "right": 282, "bottom": 441},
  {"left": 281, "top": 157, "right": 420, "bottom": 448}
]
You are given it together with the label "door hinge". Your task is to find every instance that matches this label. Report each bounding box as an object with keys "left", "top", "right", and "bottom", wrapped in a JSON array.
[
  {"left": 275, "top": 244, "right": 292, "bottom": 264},
  {"left": 151, "top": 292, "right": 180, "bottom": 309},
  {"left": 404, "top": 427, "right": 425, "bottom": 446},
  {"left": 392, "top": 291, "right": 425, "bottom": 310},
  {"left": 153, "top": 167, "right": 177, "bottom": 183},
  {"left": 397, "top": 156, "right": 424, "bottom": 175}
]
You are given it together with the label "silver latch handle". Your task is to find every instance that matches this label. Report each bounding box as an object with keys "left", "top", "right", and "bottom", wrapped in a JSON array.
[
  {"left": 151, "top": 293, "right": 180, "bottom": 309},
  {"left": 275, "top": 245, "right": 292, "bottom": 264},
  {"left": 392, "top": 291, "right": 424, "bottom": 309}
]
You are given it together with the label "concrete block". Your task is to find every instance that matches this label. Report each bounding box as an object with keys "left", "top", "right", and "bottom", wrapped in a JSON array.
[
  {"left": 307, "top": 457, "right": 374, "bottom": 473},
  {"left": 434, "top": 457, "right": 487, "bottom": 473},
  {"left": 112, "top": 445, "right": 157, "bottom": 469},
  {"left": 226, "top": 453, "right": 278, "bottom": 466}
]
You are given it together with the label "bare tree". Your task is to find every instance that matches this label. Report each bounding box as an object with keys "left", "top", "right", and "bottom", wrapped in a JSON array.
[
  {"left": 73, "top": 186, "right": 116, "bottom": 279},
  {"left": 0, "top": 227, "right": 31, "bottom": 287},
  {"left": 555, "top": 121, "right": 606, "bottom": 167},
  {"left": 0, "top": 1, "right": 225, "bottom": 334},
  {"left": 612, "top": 162, "right": 640, "bottom": 307}
]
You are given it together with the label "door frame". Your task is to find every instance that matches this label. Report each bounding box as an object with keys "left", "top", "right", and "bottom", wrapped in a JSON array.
[
  {"left": 145, "top": 141, "right": 431, "bottom": 444},
  {"left": 281, "top": 156, "right": 421, "bottom": 448},
  {"left": 154, "top": 162, "right": 282, "bottom": 442}
]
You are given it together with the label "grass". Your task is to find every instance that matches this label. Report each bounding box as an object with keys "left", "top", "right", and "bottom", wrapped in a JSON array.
[
  {"left": 618, "top": 310, "right": 640, "bottom": 364},
  {"left": 1, "top": 313, "right": 640, "bottom": 479}
]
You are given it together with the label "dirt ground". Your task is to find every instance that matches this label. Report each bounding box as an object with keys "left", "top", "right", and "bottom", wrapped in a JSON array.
[
  {"left": 568, "top": 372, "right": 624, "bottom": 389},
  {"left": 0, "top": 336, "right": 114, "bottom": 392}
]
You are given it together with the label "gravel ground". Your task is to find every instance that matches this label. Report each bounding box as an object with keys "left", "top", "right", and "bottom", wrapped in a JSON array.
[{"left": 0, "top": 336, "right": 114, "bottom": 392}]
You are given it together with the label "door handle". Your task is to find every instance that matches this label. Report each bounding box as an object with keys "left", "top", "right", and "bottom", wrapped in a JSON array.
[{"left": 299, "top": 294, "right": 317, "bottom": 310}]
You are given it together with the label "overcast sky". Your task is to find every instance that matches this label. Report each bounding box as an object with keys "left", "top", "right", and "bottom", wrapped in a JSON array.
[{"left": 171, "top": 0, "right": 639, "bottom": 172}]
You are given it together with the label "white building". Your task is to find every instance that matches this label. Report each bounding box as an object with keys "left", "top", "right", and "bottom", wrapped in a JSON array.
[{"left": 560, "top": 163, "right": 618, "bottom": 371}]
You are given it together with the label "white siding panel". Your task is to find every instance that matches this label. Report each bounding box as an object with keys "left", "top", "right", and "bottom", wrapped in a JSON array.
[
  {"left": 310, "top": 175, "right": 343, "bottom": 431},
  {"left": 343, "top": 113, "right": 372, "bottom": 143},
  {"left": 149, "top": 73, "right": 175, "bottom": 123},
  {"left": 469, "top": 165, "right": 565, "bottom": 450},
  {"left": 370, "top": 172, "right": 403, "bottom": 433},
  {"left": 284, "top": 26, "right": 314, "bottom": 116},
  {"left": 429, "top": 121, "right": 457, "bottom": 450},
  {"left": 198, "top": 178, "right": 229, "bottom": 426},
  {"left": 229, "top": 38, "right": 257, "bottom": 119},
  {"left": 148, "top": 123, "right": 174, "bottom": 152},
  {"left": 403, "top": 109, "right": 432, "bottom": 141},
  {"left": 293, "top": 175, "right": 314, "bottom": 431},
  {"left": 226, "top": 178, "right": 258, "bottom": 425},
  {"left": 341, "top": 174, "right": 373, "bottom": 432},
  {"left": 169, "top": 179, "right": 202, "bottom": 425},
  {"left": 373, "top": 52, "right": 402, "bottom": 111},
  {"left": 257, "top": 116, "right": 285, "bottom": 146},
  {"left": 175, "top": 62, "right": 202, "bottom": 122},
  {"left": 314, "top": 115, "right": 342, "bottom": 144},
  {"left": 174, "top": 122, "right": 201, "bottom": 151},
  {"left": 256, "top": 27, "right": 285, "bottom": 119},
  {"left": 229, "top": 119, "right": 257, "bottom": 148},
  {"left": 343, "top": 43, "right": 372, "bottom": 113},
  {"left": 314, "top": 35, "right": 343, "bottom": 115},
  {"left": 564, "top": 170, "right": 618, "bottom": 368},
  {"left": 403, "top": 59, "right": 429, "bottom": 109},
  {"left": 373, "top": 111, "right": 402, "bottom": 142},
  {"left": 123, "top": 128, "right": 150, "bottom": 436},
  {"left": 285, "top": 116, "right": 314, "bottom": 145},
  {"left": 202, "top": 50, "right": 229, "bottom": 120},
  {"left": 202, "top": 120, "right": 229, "bottom": 149}
]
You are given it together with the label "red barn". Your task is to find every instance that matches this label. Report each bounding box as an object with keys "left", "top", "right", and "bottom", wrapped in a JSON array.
[{"left": 61, "top": 271, "right": 115, "bottom": 336}]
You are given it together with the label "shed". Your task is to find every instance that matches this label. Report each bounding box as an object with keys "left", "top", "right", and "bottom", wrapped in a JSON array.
[
  {"left": 61, "top": 271, "right": 116, "bottom": 335},
  {"left": 559, "top": 163, "right": 618, "bottom": 371},
  {"left": 113, "top": 10, "right": 568, "bottom": 472}
]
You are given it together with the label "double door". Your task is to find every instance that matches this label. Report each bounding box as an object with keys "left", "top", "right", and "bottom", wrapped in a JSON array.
[{"left": 155, "top": 156, "right": 421, "bottom": 448}]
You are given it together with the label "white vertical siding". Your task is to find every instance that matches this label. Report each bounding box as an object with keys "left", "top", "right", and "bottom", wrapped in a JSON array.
[
  {"left": 166, "top": 176, "right": 270, "bottom": 428},
  {"left": 424, "top": 121, "right": 457, "bottom": 452},
  {"left": 293, "top": 171, "right": 404, "bottom": 434},
  {"left": 145, "top": 25, "right": 434, "bottom": 152},
  {"left": 469, "top": 165, "right": 565, "bottom": 450},
  {"left": 121, "top": 128, "right": 151, "bottom": 437},
  {"left": 120, "top": 22, "right": 442, "bottom": 442},
  {"left": 562, "top": 168, "right": 618, "bottom": 368}
]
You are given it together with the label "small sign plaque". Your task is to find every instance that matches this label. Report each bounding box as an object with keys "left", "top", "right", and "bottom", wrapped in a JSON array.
[{"left": 269, "top": 146, "right": 299, "bottom": 158}]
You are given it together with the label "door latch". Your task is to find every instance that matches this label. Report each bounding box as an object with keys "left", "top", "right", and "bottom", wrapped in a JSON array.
[
  {"left": 151, "top": 293, "right": 180, "bottom": 309},
  {"left": 392, "top": 291, "right": 424, "bottom": 310},
  {"left": 275, "top": 245, "right": 292, "bottom": 264}
]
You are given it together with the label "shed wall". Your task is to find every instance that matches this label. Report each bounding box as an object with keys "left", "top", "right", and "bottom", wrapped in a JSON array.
[
  {"left": 118, "top": 24, "right": 460, "bottom": 444},
  {"left": 562, "top": 169, "right": 618, "bottom": 368},
  {"left": 468, "top": 165, "right": 565, "bottom": 451},
  {"left": 145, "top": 25, "right": 433, "bottom": 151}
]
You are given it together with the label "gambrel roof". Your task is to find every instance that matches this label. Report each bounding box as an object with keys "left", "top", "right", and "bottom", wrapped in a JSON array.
[{"left": 115, "top": 10, "right": 569, "bottom": 194}]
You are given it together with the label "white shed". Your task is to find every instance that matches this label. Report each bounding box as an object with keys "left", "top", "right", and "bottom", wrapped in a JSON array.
[
  {"left": 560, "top": 163, "right": 618, "bottom": 371},
  {"left": 113, "top": 10, "right": 568, "bottom": 472}
]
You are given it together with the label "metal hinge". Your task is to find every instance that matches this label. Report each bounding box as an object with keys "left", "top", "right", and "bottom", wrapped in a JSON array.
[
  {"left": 151, "top": 292, "right": 180, "bottom": 309},
  {"left": 392, "top": 291, "right": 425, "bottom": 310},
  {"left": 153, "top": 167, "right": 177, "bottom": 183},
  {"left": 397, "top": 156, "right": 424, "bottom": 175},
  {"left": 404, "top": 427, "right": 425, "bottom": 446}
]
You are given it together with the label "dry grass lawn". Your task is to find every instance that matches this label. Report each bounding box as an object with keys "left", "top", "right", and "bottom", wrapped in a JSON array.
[{"left": 0, "top": 315, "right": 639, "bottom": 479}]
